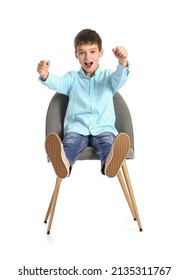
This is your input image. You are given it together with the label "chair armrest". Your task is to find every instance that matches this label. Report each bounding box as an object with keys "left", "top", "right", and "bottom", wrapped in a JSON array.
[{"left": 46, "top": 93, "right": 69, "bottom": 140}]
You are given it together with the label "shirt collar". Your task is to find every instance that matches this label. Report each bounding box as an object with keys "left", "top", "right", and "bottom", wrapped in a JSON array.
[{"left": 79, "top": 65, "right": 102, "bottom": 78}]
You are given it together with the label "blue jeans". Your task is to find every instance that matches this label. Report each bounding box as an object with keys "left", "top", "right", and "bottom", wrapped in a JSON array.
[{"left": 63, "top": 132, "right": 115, "bottom": 170}]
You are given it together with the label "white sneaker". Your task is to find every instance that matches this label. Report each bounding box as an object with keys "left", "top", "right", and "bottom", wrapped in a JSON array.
[{"left": 45, "top": 133, "right": 70, "bottom": 178}]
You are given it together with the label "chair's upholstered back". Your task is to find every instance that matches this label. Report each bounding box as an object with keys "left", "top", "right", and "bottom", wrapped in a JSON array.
[{"left": 46, "top": 92, "right": 135, "bottom": 159}]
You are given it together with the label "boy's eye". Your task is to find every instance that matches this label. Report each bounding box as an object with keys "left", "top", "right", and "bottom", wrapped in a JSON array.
[{"left": 78, "top": 50, "right": 96, "bottom": 55}]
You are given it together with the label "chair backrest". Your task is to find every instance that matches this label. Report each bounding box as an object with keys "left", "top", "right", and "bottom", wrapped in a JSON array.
[{"left": 46, "top": 92, "right": 135, "bottom": 159}]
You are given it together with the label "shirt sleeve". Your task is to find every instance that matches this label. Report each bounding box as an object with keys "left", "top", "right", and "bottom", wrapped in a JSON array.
[
  {"left": 38, "top": 71, "right": 74, "bottom": 96},
  {"left": 109, "top": 62, "right": 130, "bottom": 93}
]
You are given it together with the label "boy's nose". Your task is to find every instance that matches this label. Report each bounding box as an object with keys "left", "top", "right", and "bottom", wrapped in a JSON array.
[{"left": 85, "top": 52, "right": 90, "bottom": 59}]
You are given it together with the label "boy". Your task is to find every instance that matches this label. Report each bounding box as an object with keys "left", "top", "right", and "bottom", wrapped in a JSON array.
[{"left": 37, "top": 29, "right": 130, "bottom": 178}]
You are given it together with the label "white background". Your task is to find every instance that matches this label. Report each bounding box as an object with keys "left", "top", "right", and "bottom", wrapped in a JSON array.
[{"left": 1, "top": 0, "right": 188, "bottom": 279}]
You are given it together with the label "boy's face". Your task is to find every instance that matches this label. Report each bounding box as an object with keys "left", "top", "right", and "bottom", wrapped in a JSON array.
[{"left": 75, "top": 43, "right": 103, "bottom": 77}]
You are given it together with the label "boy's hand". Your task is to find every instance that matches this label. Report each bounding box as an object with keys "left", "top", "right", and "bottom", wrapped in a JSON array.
[
  {"left": 112, "top": 46, "right": 128, "bottom": 67},
  {"left": 37, "top": 60, "right": 50, "bottom": 80}
]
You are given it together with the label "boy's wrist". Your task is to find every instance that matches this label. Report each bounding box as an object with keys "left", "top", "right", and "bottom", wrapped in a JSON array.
[
  {"left": 40, "top": 73, "right": 49, "bottom": 81},
  {"left": 120, "top": 60, "right": 128, "bottom": 68}
]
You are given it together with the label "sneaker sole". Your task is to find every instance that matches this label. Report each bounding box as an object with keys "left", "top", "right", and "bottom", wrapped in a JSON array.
[
  {"left": 105, "top": 133, "right": 130, "bottom": 178},
  {"left": 45, "top": 133, "right": 68, "bottom": 178}
]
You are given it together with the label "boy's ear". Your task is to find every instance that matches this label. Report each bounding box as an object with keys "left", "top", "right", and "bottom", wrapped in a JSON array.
[
  {"left": 75, "top": 51, "right": 78, "bottom": 59},
  {"left": 100, "top": 48, "right": 104, "bottom": 57}
]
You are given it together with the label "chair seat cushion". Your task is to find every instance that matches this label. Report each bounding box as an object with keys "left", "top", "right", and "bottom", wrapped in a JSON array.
[{"left": 77, "top": 147, "right": 134, "bottom": 160}]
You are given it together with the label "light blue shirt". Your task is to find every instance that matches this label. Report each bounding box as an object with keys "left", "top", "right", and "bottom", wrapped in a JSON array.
[{"left": 40, "top": 63, "right": 130, "bottom": 136}]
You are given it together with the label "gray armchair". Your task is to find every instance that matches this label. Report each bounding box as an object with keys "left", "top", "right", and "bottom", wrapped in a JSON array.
[{"left": 44, "top": 92, "right": 142, "bottom": 234}]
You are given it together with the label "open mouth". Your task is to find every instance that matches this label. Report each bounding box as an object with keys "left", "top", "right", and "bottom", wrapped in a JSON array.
[{"left": 84, "top": 62, "right": 93, "bottom": 67}]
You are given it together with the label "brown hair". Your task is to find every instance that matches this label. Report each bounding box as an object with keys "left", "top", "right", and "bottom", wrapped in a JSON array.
[{"left": 74, "top": 29, "right": 102, "bottom": 51}]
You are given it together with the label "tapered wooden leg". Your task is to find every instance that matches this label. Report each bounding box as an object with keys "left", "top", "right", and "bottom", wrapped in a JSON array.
[
  {"left": 44, "top": 189, "right": 55, "bottom": 223},
  {"left": 117, "top": 170, "right": 136, "bottom": 220},
  {"left": 122, "top": 161, "right": 143, "bottom": 231},
  {"left": 45, "top": 177, "right": 62, "bottom": 234}
]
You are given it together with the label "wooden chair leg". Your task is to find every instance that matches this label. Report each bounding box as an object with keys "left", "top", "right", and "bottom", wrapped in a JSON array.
[
  {"left": 44, "top": 189, "right": 55, "bottom": 224},
  {"left": 117, "top": 170, "right": 136, "bottom": 220},
  {"left": 122, "top": 161, "right": 143, "bottom": 231},
  {"left": 44, "top": 177, "right": 62, "bottom": 234}
]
